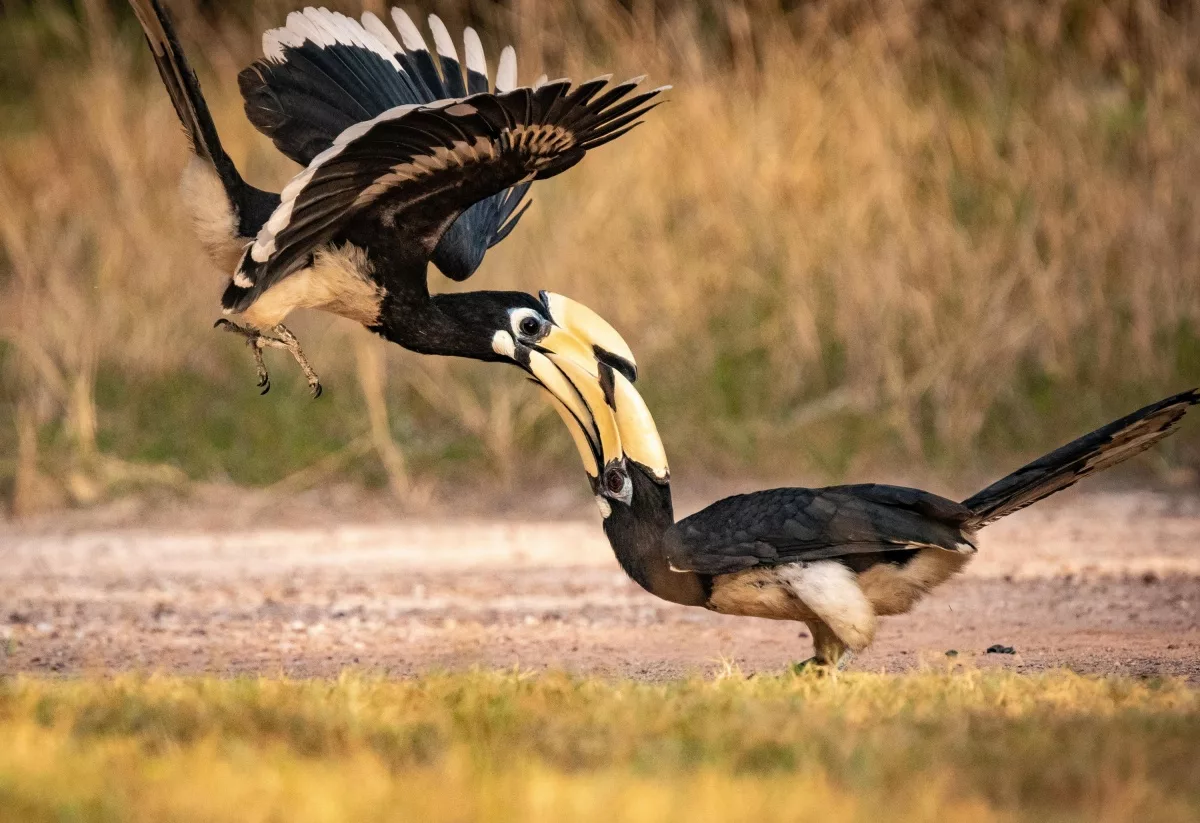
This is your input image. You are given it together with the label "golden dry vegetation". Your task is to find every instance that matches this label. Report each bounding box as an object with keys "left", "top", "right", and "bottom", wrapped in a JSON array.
[
  {"left": 1, "top": 669, "right": 1199, "bottom": 822},
  {"left": 2, "top": 0, "right": 1199, "bottom": 513}
]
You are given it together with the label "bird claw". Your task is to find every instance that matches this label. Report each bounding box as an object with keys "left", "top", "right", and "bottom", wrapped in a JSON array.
[
  {"left": 788, "top": 655, "right": 851, "bottom": 676},
  {"left": 788, "top": 658, "right": 822, "bottom": 676},
  {"left": 212, "top": 318, "right": 322, "bottom": 398}
]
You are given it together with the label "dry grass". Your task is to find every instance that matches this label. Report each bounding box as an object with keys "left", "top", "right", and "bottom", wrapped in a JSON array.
[
  {"left": 1, "top": 669, "right": 1198, "bottom": 822},
  {"left": 2, "top": 0, "right": 1200, "bottom": 513}
]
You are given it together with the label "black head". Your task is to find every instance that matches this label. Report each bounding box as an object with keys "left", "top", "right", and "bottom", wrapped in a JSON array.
[
  {"left": 428, "top": 290, "right": 547, "bottom": 362},
  {"left": 600, "top": 461, "right": 674, "bottom": 534},
  {"left": 428, "top": 292, "right": 641, "bottom": 384}
]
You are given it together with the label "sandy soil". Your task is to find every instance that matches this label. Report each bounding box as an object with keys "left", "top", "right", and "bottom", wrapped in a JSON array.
[{"left": 2, "top": 490, "right": 1199, "bottom": 681}]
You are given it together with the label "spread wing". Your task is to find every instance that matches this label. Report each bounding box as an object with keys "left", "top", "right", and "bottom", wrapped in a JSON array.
[
  {"left": 238, "top": 8, "right": 533, "bottom": 282},
  {"left": 665, "top": 484, "right": 977, "bottom": 576},
  {"left": 225, "top": 77, "right": 663, "bottom": 313}
]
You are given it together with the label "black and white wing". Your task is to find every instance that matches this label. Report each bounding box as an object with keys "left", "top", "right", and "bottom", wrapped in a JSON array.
[
  {"left": 238, "top": 7, "right": 533, "bottom": 281},
  {"left": 664, "top": 485, "right": 978, "bottom": 576},
  {"left": 224, "top": 77, "right": 664, "bottom": 313}
]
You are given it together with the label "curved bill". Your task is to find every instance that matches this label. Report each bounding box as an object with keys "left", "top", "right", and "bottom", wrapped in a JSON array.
[
  {"left": 540, "top": 391, "right": 601, "bottom": 479},
  {"left": 545, "top": 353, "right": 624, "bottom": 469},
  {"left": 536, "top": 324, "right": 602, "bottom": 378},
  {"left": 523, "top": 299, "right": 667, "bottom": 490},
  {"left": 539, "top": 291, "right": 638, "bottom": 383},
  {"left": 524, "top": 351, "right": 669, "bottom": 497},
  {"left": 606, "top": 366, "right": 669, "bottom": 481},
  {"left": 525, "top": 348, "right": 623, "bottom": 476}
]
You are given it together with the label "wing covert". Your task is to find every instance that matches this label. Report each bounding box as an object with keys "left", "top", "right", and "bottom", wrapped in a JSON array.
[{"left": 665, "top": 485, "right": 976, "bottom": 576}]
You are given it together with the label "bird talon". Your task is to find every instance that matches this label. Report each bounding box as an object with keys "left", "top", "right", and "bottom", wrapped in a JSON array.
[
  {"left": 789, "top": 658, "right": 819, "bottom": 676},
  {"left": 260, "top": 380, "right": 271, "bottom": 395},
  {"left": 311, "top": 383, "right": 323, "bottom": 399},
  {"left": 789, "top": 658, "right": 841, "bottom": 677}
]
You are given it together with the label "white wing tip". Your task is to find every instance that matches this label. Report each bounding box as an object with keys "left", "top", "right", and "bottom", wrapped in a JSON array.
[
  {"left": 262, "top": 7, "right": 400, "bottom": 67},
  {"left": 262, "top": 23, "right": 305, "bottom": 62},
  {"left": 463, "top": 27, "right": 487, "bottom": 76},
  {"left": 427, "top": 14, "right": 458, "bottom": 60},
  {"left": 361, "top": 11, "right": 404, "bottom": 58},
  {"left": 495, "top": 45, "right": 517, "bottom": 91},
  {"left": 249, "top": 240, "right": 272, "bottom": 264},
  {"left": 391, "top": 7, "right": 428, "bottom": 52}
]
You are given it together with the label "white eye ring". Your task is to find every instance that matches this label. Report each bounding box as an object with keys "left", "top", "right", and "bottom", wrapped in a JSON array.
[
  {"left": 510, "top": 308, "right": 546, "bottom": 340},
  {"left": 603, "top": 466, "right": 633, "bottom": 506}
]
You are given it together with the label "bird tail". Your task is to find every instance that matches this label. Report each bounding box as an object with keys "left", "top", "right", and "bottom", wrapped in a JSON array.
[
  {"left": 960, "top": 389, "right": 1199, "bottom": 529},
  {"left": 128, "top": 0, "right": 242, "bottom": 192}
]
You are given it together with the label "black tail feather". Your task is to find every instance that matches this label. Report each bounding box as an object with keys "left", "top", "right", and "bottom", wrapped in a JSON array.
[
  {"left": 962, "top": 389, "right": 1200, "bottom": 528},
  {"left": 128, "top": 0, "right": 238, "bottom": 186},
  {"left": 130, "top": 0, "right": 281, "bottom": 240}
]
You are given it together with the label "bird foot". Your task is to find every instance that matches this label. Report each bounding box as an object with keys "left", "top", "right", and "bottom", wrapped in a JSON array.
[
  {"left": 788, "top": 651, "right": 854, "bottom": 676},
  {"left": 214, "top": 319, "right": 323, "bottom": 398},
  {"left": 788, "top": 658, "right": 827, "bottom": 676}
]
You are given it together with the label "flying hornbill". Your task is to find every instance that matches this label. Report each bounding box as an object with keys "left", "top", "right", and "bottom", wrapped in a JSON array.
[
  {"left": 536, "top": 360, "right": 1198, "bottom": 668},
  {"left": 129, "top": 1, "right": 655, "bottom": 395}
]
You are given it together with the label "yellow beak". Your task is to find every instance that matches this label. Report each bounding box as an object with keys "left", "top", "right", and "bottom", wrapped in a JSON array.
[
  {"left": 526, "top": 354, "right": 667, "bottom": 489},
  {"left": 539, "top": 292, "right": 638, "bottom": 382},
  {"left": 605, "top": 366, "right": 669, "bottom": 481},
  {"left": 525, "top": 347, "right": 623, "bottom": 481},
  {"left": 525, "top": 295, "right": 667, "bottom": 490}
]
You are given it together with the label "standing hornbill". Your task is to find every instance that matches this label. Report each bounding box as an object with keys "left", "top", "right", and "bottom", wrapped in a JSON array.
[
  {"left": 536, "top": 359, "right": 1198, "bottom": 668},
  {"left": 129, "top": 1, "right": 654, "bottom": 395}
]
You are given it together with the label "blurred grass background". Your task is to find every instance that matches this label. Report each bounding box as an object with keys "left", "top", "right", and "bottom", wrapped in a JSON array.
[
  {"left": 2, "top": 0, "right": 1199, "bottom": 515},
  {"left": 2, "top": 669, "right": 1199, "bottom": 822}
]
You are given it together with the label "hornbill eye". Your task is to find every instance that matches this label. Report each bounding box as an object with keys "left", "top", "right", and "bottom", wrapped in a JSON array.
[
  {"left": 605, "top": 467, "right": 628, "bottom": 495},
  {"left": 519, "top": 315, "right": 543, "bottom": 337}
]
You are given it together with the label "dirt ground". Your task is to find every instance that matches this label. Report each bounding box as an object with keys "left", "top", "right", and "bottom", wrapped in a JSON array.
[{"left": 2, "top": 489, "right": 1199, "bottom": 681}]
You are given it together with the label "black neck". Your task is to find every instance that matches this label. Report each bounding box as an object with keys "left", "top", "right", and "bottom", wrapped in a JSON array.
[
  {"left": 602, "top": 464, "right": 709, "bottom": 607},
  {"left": 375, "top": 289, "right": 512, "bottom": 363}
]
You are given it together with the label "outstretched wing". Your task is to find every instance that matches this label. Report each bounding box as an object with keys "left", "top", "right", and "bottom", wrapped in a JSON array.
[
  {"left": 238, "top": 7, "right": 532, "bottom": 281},
  {"left": 226, "top": 78, "right": 663, "bottom": 313},
  {"left": 665, "top": 484, "right": 977, "bottom": 576}
]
